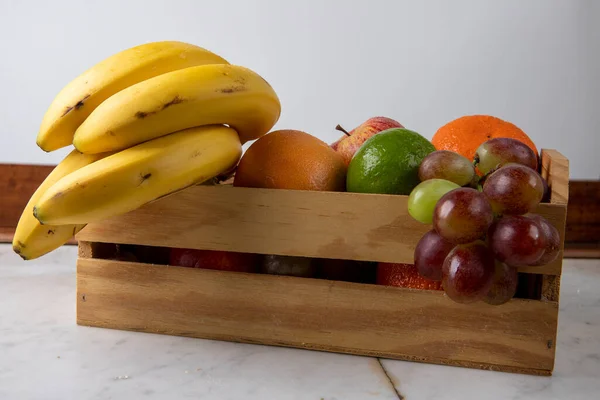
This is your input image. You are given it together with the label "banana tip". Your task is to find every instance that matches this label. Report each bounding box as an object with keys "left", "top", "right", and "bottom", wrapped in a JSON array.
[
  {"left": 12, "top": 244, "right": 28, "bottom": 261},
  {"left": 32, "top": 206, "right": 45, "bottom": 225},
  {"left": 72, "top": 136, "right": 81, "bottom": 151},
  {"left": 35, "top": 137, "right": 51, "bottom": 153}
]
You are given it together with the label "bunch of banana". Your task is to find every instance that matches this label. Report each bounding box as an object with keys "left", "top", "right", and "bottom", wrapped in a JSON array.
[
  {"left": 12, "top": 149, "right": 111, "bottom": 260},
  {"left": 14, "top": 40, "right": 281, "bottom": 260}
]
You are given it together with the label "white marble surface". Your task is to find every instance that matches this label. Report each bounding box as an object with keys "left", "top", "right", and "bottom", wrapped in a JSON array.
[
  {"left": 1, "top": 244, "right": 599, "bottom": 400},
  {"left": 382, "top": 257, "right": 600, "bottom": 400}
]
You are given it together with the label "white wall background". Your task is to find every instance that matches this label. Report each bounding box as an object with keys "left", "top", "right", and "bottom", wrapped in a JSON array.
[{"left": 0, "top": 0, "right": 598, "bottom": 179}]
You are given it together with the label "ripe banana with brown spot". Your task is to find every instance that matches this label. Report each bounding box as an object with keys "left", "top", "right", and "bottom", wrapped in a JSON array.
[
  {"left": 12, "top": 150, "right": 110, "bottom": 260},
  {"left": 33, "top": 125, "right": 242, "bottom": 225},
  {"left": 72, "top": 64, "right": 280, "bottom": 154},
  {"left": 37, "top": 41, "right": 229, "bottom": 152}
]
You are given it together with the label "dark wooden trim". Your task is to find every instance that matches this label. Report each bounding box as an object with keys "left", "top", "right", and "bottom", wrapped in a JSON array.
[
  {"left": 0, "top": 226, "right": 17, "bottom": 244},
  {"left": 565, "top": 180, "right": 600, "bottom": 242},
  {"left": 0, "top": 163, "right": 54, "bottom": 231},
  {"left": 0, "top": 164, "right": 598, "bottom": 258},
  {"left": 563, "top": 243, "right": 600, "bottom": 259},
  {"left": 0, "top": 163, "right": 78, "bottom": 245},
  {"left": 564, "top": 180, "right": 600, "bottom": 258}
]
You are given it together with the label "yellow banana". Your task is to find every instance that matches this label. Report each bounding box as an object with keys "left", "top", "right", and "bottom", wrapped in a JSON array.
[
  {"left": 37, "top": 41, "right": 229, "bottom": 152},
  {"left": 13, "top": 149, "right": 109, "bottom": 260},
  {"left": 34, "top": 125, "right": 242, "bottom": 225},
  {"left": 73, "top": 64, "right": 280, "bottom": 154}
]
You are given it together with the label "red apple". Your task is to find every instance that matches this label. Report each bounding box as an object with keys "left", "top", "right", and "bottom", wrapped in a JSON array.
[
  {"left": 331, "top": 116, "right": 404, "bottom": 165},
  {"left": 169, "top": 248, "right": 259, "bottom": 273}
]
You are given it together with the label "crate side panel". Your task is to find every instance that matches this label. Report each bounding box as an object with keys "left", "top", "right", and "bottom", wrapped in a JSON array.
[
  {"left": 541, "top": 149, "right": 569, "bottom": 206},
  {"left": 76, "top": 186, "right": 565, "bottom": 275},
  {"left": 77, "top": 258, "right": 557, "bottom": 373},
  {"left": 540, "top": 149, "right": 569, "bottom": 300}
]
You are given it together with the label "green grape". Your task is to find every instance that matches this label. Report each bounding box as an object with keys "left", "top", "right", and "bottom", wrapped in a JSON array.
[
  {"left": 408, "top": 179, "right": 460, "bottom": 224},
  {"left": 418, "top": 150, "right": 476, "bottom": 186}
]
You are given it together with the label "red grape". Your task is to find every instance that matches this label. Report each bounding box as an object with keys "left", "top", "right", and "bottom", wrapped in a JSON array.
[
  {"left": 419, "top": 150, "right": 475, "bottom": 187},
  {"left": 488, "top": 215, "right": 546, "bottom": 266},
  {"left": 442, "top": 241, "right": 495, "bottom": 303},
  {"left": 474, "top": 138, "right": 538, "bottom": 174},
  {"left": 414, "top": 229, "right": 454, "bottom": 281},
  {"left": 433, "top": 188, "right": 494, "bottom": 244},
  {"left": 483, "top": 164, "right": 544, "bottom": 215},
  {"left": 529, "top": 215, "right": 561, "bottom": 266},
  {"left": 483, "top": 261, "right": 518, "bottom": 305}
]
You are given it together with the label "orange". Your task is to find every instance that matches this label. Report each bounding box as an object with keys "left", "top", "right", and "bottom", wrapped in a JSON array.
[
  {"left": 431, "top": 115, "right": 538, "bottom": 161},
  {"left": 233, "top": 129, "right": 347, "bottom": 191}
]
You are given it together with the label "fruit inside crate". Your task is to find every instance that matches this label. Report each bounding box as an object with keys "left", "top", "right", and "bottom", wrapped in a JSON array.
[
  {"left": 76, "top": 241, "right": 543, "bottom": 299},
  {"left": 75, "top": 148, "right": 568, "bottom": 376}
]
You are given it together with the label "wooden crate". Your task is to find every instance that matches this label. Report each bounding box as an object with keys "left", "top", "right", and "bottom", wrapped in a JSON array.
[{"left": 75, "top": 149, "right": 569, "bottom": 376}]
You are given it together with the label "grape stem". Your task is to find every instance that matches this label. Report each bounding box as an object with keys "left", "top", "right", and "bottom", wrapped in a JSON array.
[
  {"left": 477, "top": 165, "right": 502, "bottom": 189},
  {"left": 469, "top": 174, "right": 481, "bottom": 190}
]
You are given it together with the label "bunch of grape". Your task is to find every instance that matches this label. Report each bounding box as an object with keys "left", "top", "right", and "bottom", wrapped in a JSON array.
[{"left": 408, "top": 138, "right": 560, "bottom": 305}]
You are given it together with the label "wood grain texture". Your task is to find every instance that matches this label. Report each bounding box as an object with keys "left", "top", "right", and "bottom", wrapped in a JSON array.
[
  {"left": 77, "top": 258, "right": 558, "bottom": 375},
  {"left": 0, "top": 227, "right": 16, "bottom": 244},
  {"left": 78, "top": 241, "right": 117, "bottom": 259},
  {"left": 77, "top": 188, "right": 566, "bottom": 275},
  {"left": 540, "top": 149, "right": 569, "bottom": 206},
  {"left": 0, "top": 163, "right": 54, "bottom": 235},
  {"left": 0, "top": 163, "right": 77, "bottom": 244},
  {"left": 564, "top": 243, "right": 600, "bottom": 259},
  {"left": 539, "top": 150, "right": 569, "bottom": 301},
  {"left": 565, "top": 180, "right": 600, "bottom": 247}
]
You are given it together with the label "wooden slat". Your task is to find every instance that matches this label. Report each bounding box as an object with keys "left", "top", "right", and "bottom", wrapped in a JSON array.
[
  {"left": 0, "top": 163, "right": 82, "bottom": 245},
  {"left": 77, "top": 258, "right": 558, "bottom": 375},
  {"left": 539, "top": 150, "right": 570, "bottom": 301},
  {"left": 0, "top": 163, "right": 54, "bottom": 233},
  {"left": 540, "top": 149, "right": 569, "bottom": 206},
  {"left": 77, "top": 185, "right": 566, "bottom": 275},
  {"left": 564, "top": 243, "right": 600, "bottom": 259},
  {"left": 565, "top": 180, "right": 600, "bottom": 246},
  {"left": 0, "top": 227, "right": 16, "bottom": 244}
]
